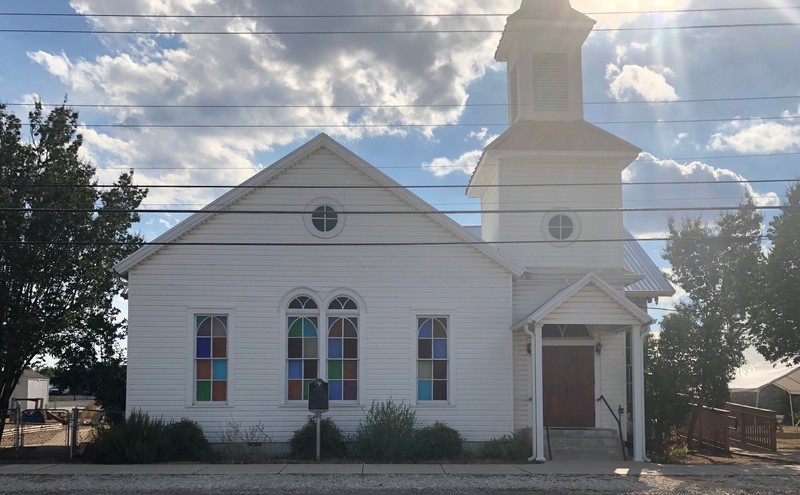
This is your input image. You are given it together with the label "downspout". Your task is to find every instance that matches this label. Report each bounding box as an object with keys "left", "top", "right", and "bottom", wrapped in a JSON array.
[{"left": 524, "top": 323, "right": 546, "bottom": 463}]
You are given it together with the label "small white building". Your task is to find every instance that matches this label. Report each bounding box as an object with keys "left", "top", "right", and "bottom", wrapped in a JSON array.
[
  {"left": 11, "top": 370, "right": 50, "bottom": 410},
  {"left": 117, "top": 0, "right": 674, "bottom": 461}
]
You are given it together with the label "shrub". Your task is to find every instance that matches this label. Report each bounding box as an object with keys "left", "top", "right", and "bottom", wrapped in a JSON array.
[
  {"left": 414, "top": 422, "right": 463, "bottom": 460},
  {"left": 290, "top": 416, "right": 347, "bottom": 460},
  {"left": 355, "top": 399, "right": 416, "bottom": 462},
  {"left": 164, "top": 419, "right": 212, "bottom": 462},
  {"left": 480, "top": 430, "right": 531, "bottom": 462},
  {"left": 216, "top": 421, "right": 272, "bottom": 463},
  {"left": 86, "top": 411, "right": 212, "bottom": 464}
]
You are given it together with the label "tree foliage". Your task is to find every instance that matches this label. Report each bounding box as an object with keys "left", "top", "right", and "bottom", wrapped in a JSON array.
[
  {"left": 0, "top": 103, "right": 146, "bottom": 438},
  {"left": 753, "top": 182, "right": 800, "bottom": 365},
  {"left": 656, "top": 201, "right": 764, "bottom": 448}
]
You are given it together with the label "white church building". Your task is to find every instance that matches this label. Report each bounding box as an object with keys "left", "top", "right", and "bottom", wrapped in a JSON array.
[{"left": 116, "top": 1, "right": 673, "bottom": 462}]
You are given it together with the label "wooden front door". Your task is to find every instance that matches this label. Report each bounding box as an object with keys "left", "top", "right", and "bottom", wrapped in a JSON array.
[{"left": 542, "top": 346, "right": 595, "bottom": 427}]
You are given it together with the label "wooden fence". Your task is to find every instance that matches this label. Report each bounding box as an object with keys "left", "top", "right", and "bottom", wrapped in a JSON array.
[
  {"left": 726, "top": 402, "right": 777, "bottom": 452},
  {"left": 687, "top": 406, "right": 731, "bottom": 452}
]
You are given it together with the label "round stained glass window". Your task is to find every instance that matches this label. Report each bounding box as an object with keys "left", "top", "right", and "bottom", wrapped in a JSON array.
[
  {"left": 304, "top": 198, "right": 346, "bottom": 239},
  {"left": 312, "top": 205, "right": 339, "bottom": 233},
  {"left": 548, "top": 214, "right": 574, "bottom": 240}
]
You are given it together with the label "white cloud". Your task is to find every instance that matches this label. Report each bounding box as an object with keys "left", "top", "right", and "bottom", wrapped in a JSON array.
[
  {"left": 468, "top": 128, "right": 499, "bottom": 146},
  {"left": 423, "top": 149, "right": 482, "bottom": 177},
  {"left": 606, "top": 64, "right": 679, "bottom": 102},
  {"left": 708, "top": 118, "right": 800, "bottom": 154},
  {"left": 623, "top": 153, "right": 780, "bottom": 236}
]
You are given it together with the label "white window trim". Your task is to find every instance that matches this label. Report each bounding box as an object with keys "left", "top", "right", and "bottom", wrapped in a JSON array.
[
  {"left": 541, "top": 210, "right": 581, "bottom": 247},
  {"left": 411, "top": 310, "right": 456, "bottom": 407},
  {"left": 186, "top": 307, "right": 236, "bottom": 409},
  {"left": 323, "top": 289, "right": 366, "bottom": 405},
  {"left": 304, "top": 197, "right": 346, "bottom": 239},
  {"left": 281, "top": 290, "right": 323, "bottom": 405}
]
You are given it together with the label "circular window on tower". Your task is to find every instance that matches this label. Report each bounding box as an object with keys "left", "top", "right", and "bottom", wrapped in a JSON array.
[
  {"left": 304, "top": 198, "right": 346, "bottom": 239},
  {"left": 542, "top": 211, "right": 580, "bottom": 246}
]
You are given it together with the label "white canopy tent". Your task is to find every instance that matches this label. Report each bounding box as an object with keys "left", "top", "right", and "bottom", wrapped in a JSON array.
[{"left": 730, "top": 347, "right": 800, "bottom": 425}]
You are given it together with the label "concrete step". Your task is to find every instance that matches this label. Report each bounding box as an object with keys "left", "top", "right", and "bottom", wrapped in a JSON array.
[{"left": 545, "top": 428, "right": 625, "bottom": 461}]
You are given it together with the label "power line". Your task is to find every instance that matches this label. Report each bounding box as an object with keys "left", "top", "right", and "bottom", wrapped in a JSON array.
[
  {"left": 1, "top": 22, "right": 798, "bottom": 36},
  {"left": 1, "top": 6, "right": 797, "bottom": 19},
  {"left": 13, "top": 115, "right": 796, "bottom": 129},
  {"left": 3, "top": 178, "right": 796, "bottom": 190},
  {"left": 89, "top": 152, "right": 800, "bottom": 171},
  {"left": 0, "top": 234, "right": 772, "bottom": 248},
  {"left": 5, "top": 94, "right": 799, "bottom": 110},
  {"left": 0, "top": 205, "right": 788, "bottom": 215}
]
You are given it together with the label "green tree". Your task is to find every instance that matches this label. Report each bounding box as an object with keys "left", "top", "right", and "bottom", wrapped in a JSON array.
[
  {"left": 660, "top": 200, "right": 764, "bottom": 447},
  {"left": 0, "top": 102, "right": 146, "bottom": 438},
  {"left": 753, "top": 182, "right": 800, "bottom": 365}
]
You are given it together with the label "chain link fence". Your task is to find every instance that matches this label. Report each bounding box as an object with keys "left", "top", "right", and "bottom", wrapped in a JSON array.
[{"left": 1, "top": 402, "right": 124, "bottom": 459}]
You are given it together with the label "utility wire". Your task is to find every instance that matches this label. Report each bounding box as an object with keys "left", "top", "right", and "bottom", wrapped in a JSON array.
[
  {"left": 2, "top": 6, "right": 799, "bottom": 18},
  {"left": 13, "top": 115, "right": 797, "bottom": 129},
  {"left": 2, "top": 22, "right": 798, "bottom": 35},
  {"left": 3, "top": 178, "right": 797, "bottom": 190},
  {"left": 5, "top": 94, "right": 800, "bottom": 109},
  {"left": 0, "top": 234, "right": 772, "bottom": 248},
  {"left": 0, "top": 205, "right": 789, "bottom": 215}
]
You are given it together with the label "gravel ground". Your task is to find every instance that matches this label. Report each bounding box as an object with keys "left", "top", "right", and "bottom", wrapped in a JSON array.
[{"left": 2, "top": 474, "right": 800, "bottom": 494}]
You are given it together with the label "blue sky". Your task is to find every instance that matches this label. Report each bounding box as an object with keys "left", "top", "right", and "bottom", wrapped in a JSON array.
[{"left": 2, "top": 0, "right": 800, "bottom": 318}]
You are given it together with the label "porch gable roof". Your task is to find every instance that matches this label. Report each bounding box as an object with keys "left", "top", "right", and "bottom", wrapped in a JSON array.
[{"left": 512, "top": 272, "right": 655, "bottom": 331}]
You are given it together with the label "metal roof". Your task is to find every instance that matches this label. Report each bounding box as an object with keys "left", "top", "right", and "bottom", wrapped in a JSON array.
[{"left": 623, "top": 230, "right": 675, "bottom": 296}]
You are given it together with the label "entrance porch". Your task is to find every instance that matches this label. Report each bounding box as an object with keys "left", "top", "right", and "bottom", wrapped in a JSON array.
[{"left": 512, "top": 273, "right": 653, "bottom": 462}]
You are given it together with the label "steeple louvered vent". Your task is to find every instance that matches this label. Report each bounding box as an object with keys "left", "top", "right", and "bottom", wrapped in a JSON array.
[{"left": 532, "top": 53, "right": 569, "bottom": 112}]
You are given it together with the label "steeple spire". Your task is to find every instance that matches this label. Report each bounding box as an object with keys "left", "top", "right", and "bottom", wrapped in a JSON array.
[{"left": 497, "top": 0, "right": 595, "bottom": 123}]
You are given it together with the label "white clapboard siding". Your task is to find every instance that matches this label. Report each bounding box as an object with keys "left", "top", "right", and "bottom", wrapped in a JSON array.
[
  {"left": 126, "top": 149, "right": 515, "bottom": 442},
  {"left": 544, "top": 285, "right": 642, "bottom": 326},
  {"left": 493, "top": 161, "right": 624, "bottom": 270},
  {"left": 598, "top": 332, "right": 627, "bottom": 434}
]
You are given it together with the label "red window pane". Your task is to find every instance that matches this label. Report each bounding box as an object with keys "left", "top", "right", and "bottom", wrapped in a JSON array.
[
  {"left": 433, "top": 380, "right": 447, "bottom": 401},
  {"left": 418, "top": 339, "right": 432, "bottom": 359},
  {"left": 212, "top": 338, "right": 227, "bottom": 358},
  {"left": 343, "top": 381, "right": 358, "bottom": 401},
  {"left": 212, "top": 381, "right": 227, "bottom": 402},
  {"left": 288, "top": 380, "right": 303, "bottom": 400},
  {"left": 343, "top": 360, "right": 358, "bottom": 380},
  {"left": 197, "top": 360, "right": 212, "bottom": 380}
]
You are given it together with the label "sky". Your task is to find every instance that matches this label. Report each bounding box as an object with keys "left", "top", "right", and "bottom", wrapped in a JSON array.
[{"left": 1, "top": 0, "right": 800, "bottom": 321}]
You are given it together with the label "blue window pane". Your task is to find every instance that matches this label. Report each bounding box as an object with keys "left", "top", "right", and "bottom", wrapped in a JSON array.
[
  {"left": 328, "top": 339, "right": 343, "bottom": 359},
  {"left": 304, "top": 318, "right": 318, "bottom": 337},
  {"left": 418, "top": 319, "right": 432, "bottom": 338},
  {"left": 196, "top": 338, "right": 211, "bottom": 358},
  {"left": 288, "top": 360, "right": 303, "bottom": 379},
  {"left": 418, "top": 380, "right": 432, "bottom": 401},
  {"left": 329, "top": 380, "right": 343, "bottom": 401},
  {"left": 212, "top": 360, "right": 228, "bottom": 380},
  {"left": 433, "top": 339, "right": 448, "bottom": 359}
]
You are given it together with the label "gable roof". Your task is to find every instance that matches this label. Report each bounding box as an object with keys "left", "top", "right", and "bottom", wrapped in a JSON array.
[
  {"left": 730, "top": 347, "right": 800, "bottom": 394},
  {"left": 115, "top": 134, "right": 525, "bottom": 278},
  {"left": 22, "top": 369, "right": 49, "bottom": 380},
  {"left": 512, "top": 272, "right": 655, "bottom": 330}
]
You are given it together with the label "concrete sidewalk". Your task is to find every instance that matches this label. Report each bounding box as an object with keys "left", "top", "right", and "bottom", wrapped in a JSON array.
[{"left": 1, "top": 461, "right": 800, "bottom": 477}]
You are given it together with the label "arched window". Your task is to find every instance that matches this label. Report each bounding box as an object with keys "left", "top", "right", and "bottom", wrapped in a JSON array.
[
  {"left": 542, "top": 324, "right": 591, "bottom": 339},
  {"left": 195, "top": 315, "right": 228, "bottom": 403},
  {"left": 327, "top": 296, "right": 358, "bottom": 401},
  {"left": 417, "top": 317, "right": 448, "bottom": 402},
  {"left": 287, "top": 296, "right": 319, "bottom": 401}
]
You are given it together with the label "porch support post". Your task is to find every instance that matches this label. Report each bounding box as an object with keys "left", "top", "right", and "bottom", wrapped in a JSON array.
[
  {"left": 525, "top": 322, "right": 546, "bottom": 462},
  {"left": 632, "top": 324, "right": 649, "bottom": 462}
]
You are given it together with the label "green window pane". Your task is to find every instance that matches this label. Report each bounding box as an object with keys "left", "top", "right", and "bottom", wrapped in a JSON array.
[
  {"left": 329, "top": 360, "right": 343, "bottom": 380},
  {"left": 289, "top": 317, "right": 303, "bottom": 337},
  {"left": 418, "top": 361, "right": 433, "bottom": 380},
  {"left": 196, "top": 381, "right": 211, "bottom": 402},
  {"left": 303, "top": 380, "right": 313, "bottom": 400}
]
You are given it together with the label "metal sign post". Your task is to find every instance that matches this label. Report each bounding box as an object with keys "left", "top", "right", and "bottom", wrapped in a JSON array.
[{"left": 308, "top": 379, "right": 329, "bottom": 462}]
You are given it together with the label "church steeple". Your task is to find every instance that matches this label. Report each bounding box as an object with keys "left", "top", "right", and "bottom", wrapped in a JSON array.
[{"left": 496, "top": 0, "right": 595, "bottom": 123}]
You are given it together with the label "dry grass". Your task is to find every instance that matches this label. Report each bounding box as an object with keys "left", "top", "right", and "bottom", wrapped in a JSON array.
[{"left": 777, "top": 426, "right": 800, "bottom": 452}]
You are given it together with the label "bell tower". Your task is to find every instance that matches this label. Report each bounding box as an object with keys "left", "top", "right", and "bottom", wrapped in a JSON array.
[
  {"left": 467, "top": 1, "right": 640, "bottom": 272},
  {"left": 496, "top": 0, "right": 595, "bottom": 124}
]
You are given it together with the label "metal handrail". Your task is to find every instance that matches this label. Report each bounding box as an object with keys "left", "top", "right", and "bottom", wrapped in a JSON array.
[
  {"left": 597, "top": 395, "right": 627, "bottom": 461},
  {"left": 546, "top": 426, "right": 553, "bottom": 461}
]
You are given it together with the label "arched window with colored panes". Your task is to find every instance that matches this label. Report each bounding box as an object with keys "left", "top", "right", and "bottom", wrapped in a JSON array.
[
  {"left": 195, "top": 315, "right": 228, "bottom": 403},
  {"left": 417, "top": 316, "right": 448, "bottom": 402},
  {"left": 287, "top": 296, "right": 319, "bottom": 401},
  {"left": 327, "top": 296, "right": 358, "bottom": 401}
]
